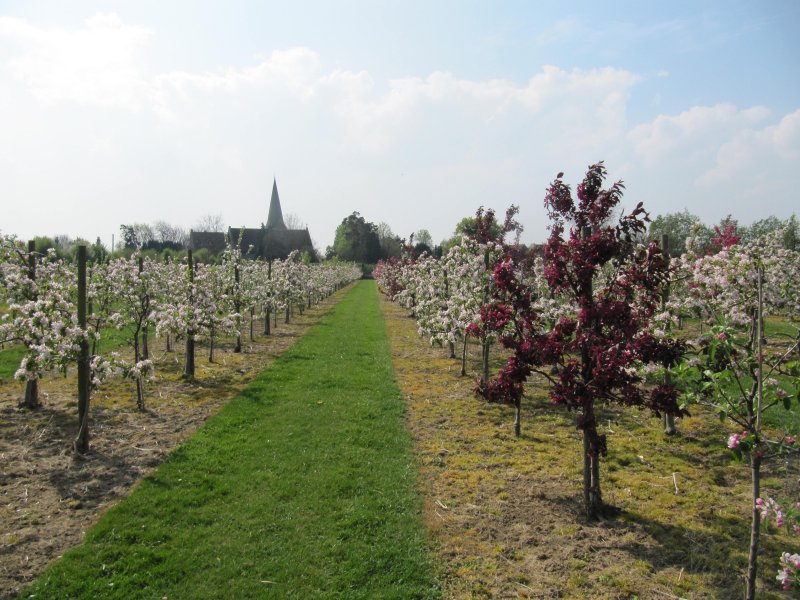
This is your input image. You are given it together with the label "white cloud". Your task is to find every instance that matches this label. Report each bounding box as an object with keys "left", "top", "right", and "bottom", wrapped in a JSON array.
[
  {"left": 698, "top": 108, "right": 800, "bottom": 185},
  {"left": 1, "top": 12, "right": 798, "bottom": 248},
  {"left": 629, "top": 103, "right": 770, "bottom": 164},
  {"left": 0, "top": 13, "right": 153, "bottom": 110}
]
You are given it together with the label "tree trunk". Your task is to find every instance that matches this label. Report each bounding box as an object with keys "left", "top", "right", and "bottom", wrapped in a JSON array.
[
  {"left": 461, "top": 335, "right": 468, "bottom": 377},
  {"left": 663, "top": 371, "right": 676, "bottom": 435},
  {"left": 22, "top": 379, "right": 39, "bottom": 410},
  {"left": 142, "top": 325, "right": 149, "bottom": 360},
  {"left": 233, "top": 265, "right": 242, "bottom": 353},
  {"left": 746, "top": 453, "right": 762, "bottom": 600},
  {"left": 209, "top": 336, "right": 215, "bottom": 363},
  {"left": 183, "top": 250, "right": 196, "bottom": 380},
  {"left": 133, "top": 326, "right": 145, "bottom": 411},
  {"left": 285, "top": 304, "right": 290, "bottom": 324},
  {"left": 661, "top": 234, "right": 677, "bottom": 436},
  {"left": 135, "top": 375, "right": 145, "bottom": 411},
  {"left": 582, "top": 412, "right": 603, "bottom": 520},
  {"left": 74, "top": 245, "right": 90, "bottom": 453},
  {"left": 482, "top": 339, "right": 490, "bottom": 384},
  {"left": 166, "top": 333, "right": 172, "bottom": 353},
  {"left": 448, "top": 341, "right": 456, "bottom": 359},
  {"left": 250, "top": 307, "right": 255, "bottom": 342},
  {"left": 514, "top": 400, "right": 521, "bottom": 437},
  {"left": 184, "top": 334, "right": 195, "bottom": 379},
  {"left": 264, "top": 307, "right": 271, "bottom": 335},
  {"left": 20, "top": 240, "right": 39, "bottom": 409}
]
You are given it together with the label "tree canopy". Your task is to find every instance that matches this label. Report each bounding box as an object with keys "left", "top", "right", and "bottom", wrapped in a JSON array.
[{"left": 330, "top": 212, "right": 383, "bottom": 263}]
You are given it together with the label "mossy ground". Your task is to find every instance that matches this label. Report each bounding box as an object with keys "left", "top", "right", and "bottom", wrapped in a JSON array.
[{"left": 381, "top": 296, "right": 799, "bottom": 599}]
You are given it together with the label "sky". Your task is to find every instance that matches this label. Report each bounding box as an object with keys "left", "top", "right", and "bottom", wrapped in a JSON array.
[{"left": 1, "top": 0, "right": 798, "bottom": 252}]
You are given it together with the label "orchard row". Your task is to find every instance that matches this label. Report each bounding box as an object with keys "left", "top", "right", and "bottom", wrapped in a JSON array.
[
  {"left": 0, "top": 235, "right": 361, "bottom": 433},
  {"left": 375, "top": 163, "right": 800, "bottom": 597}
]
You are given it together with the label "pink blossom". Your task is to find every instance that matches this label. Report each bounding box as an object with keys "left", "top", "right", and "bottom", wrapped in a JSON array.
[{"left": 728, "top": 432, "right": 746, "bottom": 449}]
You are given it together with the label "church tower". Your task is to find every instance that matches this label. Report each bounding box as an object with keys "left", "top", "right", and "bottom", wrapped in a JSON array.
[{"left": 266, "top": 178, "right": 287, "bottom": 230}]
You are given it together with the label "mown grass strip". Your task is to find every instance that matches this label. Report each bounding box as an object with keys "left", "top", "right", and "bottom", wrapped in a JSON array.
[{"left": 21, "top": 281, "right": 439, "bottom": 599}]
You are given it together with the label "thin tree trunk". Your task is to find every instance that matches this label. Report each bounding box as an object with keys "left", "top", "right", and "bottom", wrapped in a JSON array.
[
  {"left": 250, "top": 307, "right": 255, "bottom": 341},
  {"left": 663, "top": 371, "right": 676, "bottom": 435},
  {"left": 133, "top": 326, "right": 145, "bottom": 411},
  {"left": 20, "top": 240, "right": 39, "bottom": 409},
  {"left": 746, "top": 269, "right": 765, "bottom": 600},
  {"left": 264, "top": 307, "right": 271, "bottom": 335},
  {"left": 461, "top": 335, "right": 468, "bottom": 376},
  {"left": 74, "top": 245, "right": 90, "bottom": 453},
  {"left": 142, "top": 325, "right": 149, "bottom": 360},
  {"left": 234, "top": 265, "right": 242, "bottom": 353},
  {"left": 166, "top": 333, "right": 172, "bottom": 353},
  {"left": 746, "top": 454, "right": 762, "bottom": 600},
  {"left": 448, "top": 341, "right": 456, "bottom": 359},
  {"left": 660, "top": 234, "right": 676, "bottom": 436},
  {"left": 582, "top": 412, "right": 603, "bottom": 520},
  {"left": 209, "top": 336, "right": 215, "bottom": 363},
  {"left": 183, "top": 250, "right": 195, "bottom": 380},
  {"left": 514, "top": 400, "right": 521, "bottom": 437},
  {"left": 135, "top": 376, "right": 145, "bottom": 411},
  {"left": 482, "top": 340, "right": 490, "bottom": 384}
]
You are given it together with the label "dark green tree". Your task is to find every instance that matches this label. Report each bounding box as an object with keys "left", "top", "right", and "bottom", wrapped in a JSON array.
[{"left": 331, "top": 212, "right": 383, "bottom": 263}]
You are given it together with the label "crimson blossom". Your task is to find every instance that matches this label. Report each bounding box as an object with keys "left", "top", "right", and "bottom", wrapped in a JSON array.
[{"left": 476, "top": 162, "right": 686, "bottom": 519}]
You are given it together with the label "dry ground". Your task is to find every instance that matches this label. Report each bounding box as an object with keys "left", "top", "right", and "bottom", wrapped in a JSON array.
[
  {"left": 380, "top": 296, "right": 799, "bottom": 599},
  {"left": 0, "top": 291, "right": 347, "bottom": 599}
]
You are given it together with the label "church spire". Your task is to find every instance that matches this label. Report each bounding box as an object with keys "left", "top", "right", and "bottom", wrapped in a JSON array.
[{"left": 266, "top": 177, "right": 287, "bottom": 230}]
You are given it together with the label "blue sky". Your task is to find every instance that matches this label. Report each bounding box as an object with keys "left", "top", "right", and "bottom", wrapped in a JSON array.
[{"left": 1, "top": 0, "right": 798, "bottom": 251}]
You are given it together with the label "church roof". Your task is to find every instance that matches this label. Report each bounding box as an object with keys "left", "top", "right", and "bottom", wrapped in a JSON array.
[
  {"left": 266, "top": 178, "right": 286, "bottom": 230},
  {"left": 189, "top": 230, "right": 226, "bottom": 254}
]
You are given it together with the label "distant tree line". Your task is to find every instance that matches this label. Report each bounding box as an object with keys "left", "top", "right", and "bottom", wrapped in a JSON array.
[{"left": 647, "top": 210, "right": 798, "bottom": 256}]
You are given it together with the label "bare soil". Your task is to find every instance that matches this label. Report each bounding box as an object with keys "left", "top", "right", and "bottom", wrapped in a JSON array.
[{"left": 0, "top": 295, "right": 343, "bottom": 600}]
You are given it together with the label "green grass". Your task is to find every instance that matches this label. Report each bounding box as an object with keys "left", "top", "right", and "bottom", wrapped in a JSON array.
[
  {"left": 20, "top": 281, "right": 439, "bottom": 600},
  {"left": 0, "top": 344, "right": 25, "bottom": 380},
  {"left": 0, "top": 324, "right": 137, "bottom": 381}
]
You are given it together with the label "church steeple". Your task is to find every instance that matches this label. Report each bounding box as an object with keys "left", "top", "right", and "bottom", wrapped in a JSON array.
[{"left": 266, "top": 177, "right": 287, "bottom": 230}]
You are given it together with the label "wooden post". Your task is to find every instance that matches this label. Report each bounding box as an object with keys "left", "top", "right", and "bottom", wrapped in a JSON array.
[
  {"left": 183, "top": 249, "right": 196, "bottom": 379},
  {"left": 264, "top": 259, "right": 272, "bottom": 336},
  {"left": 234, "top": 264, "right": 242, "bottom": 353},
  {"left": 74, "top": 246, "right": 90, "bottom": 454},
  {"left": 21, "top": 240, "right": 39, "bottom": 409}
]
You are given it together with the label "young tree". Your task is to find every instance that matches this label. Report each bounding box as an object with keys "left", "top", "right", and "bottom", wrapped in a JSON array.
[{"left": 476, "top": 163, "right": 685, "bottom": 519}]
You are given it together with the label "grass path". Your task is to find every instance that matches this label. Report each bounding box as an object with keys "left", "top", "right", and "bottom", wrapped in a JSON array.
[{"left": 21, "top": 281, "right": 438, "bottom": 599}]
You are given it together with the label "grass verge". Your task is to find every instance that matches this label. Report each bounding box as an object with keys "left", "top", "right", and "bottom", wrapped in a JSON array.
[{"left": 20, "top": 281, "right": 438, "bottom": 599}]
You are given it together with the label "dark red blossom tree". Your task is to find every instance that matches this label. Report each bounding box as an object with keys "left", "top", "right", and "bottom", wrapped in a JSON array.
[{"left": 476, "top": 162, "right": 686, "bottom": 519}]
